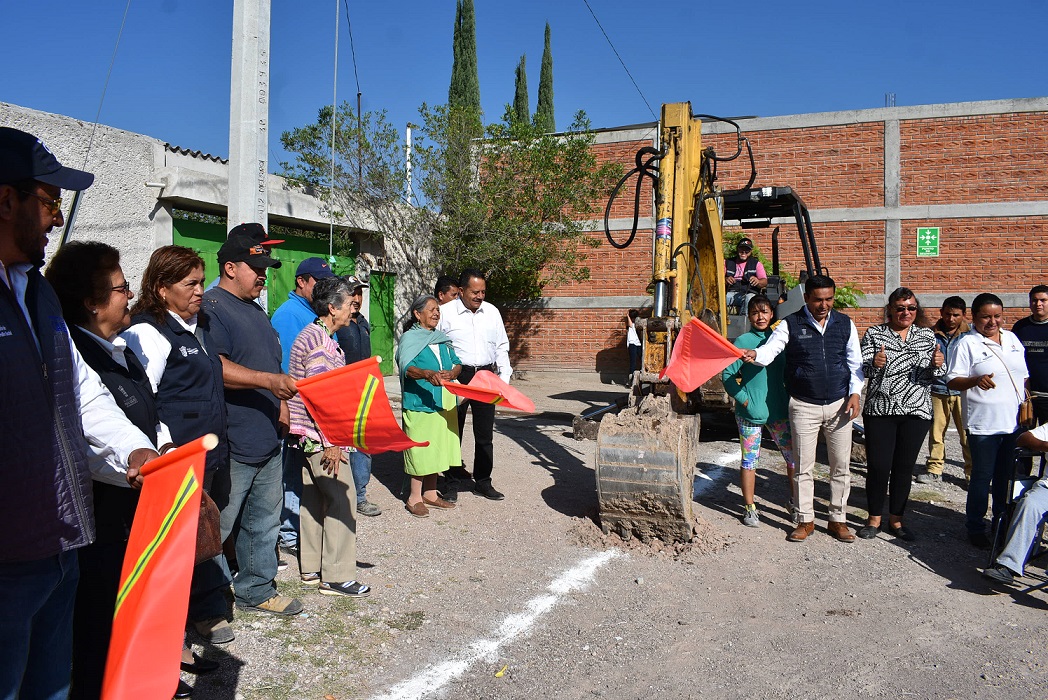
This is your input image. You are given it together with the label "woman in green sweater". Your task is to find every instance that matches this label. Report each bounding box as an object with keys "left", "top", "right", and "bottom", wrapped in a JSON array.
[{"left": 721, "top": 296, "right": 796, "bottom": 527}]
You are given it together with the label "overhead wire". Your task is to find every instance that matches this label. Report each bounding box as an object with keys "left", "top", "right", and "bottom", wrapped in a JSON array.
[{"left": 580, "top": 0, "right": 657, "bottom": 121}]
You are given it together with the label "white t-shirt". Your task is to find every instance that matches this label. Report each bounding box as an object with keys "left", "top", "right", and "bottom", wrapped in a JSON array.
[
  {"left": 626, "top": 326, "right": 641, "bottom": 347},
  {"left": 945, "top": 329, "right": 1029, "bottom": 435}
]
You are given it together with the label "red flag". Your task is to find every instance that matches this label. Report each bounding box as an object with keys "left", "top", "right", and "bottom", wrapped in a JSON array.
[
  {"left": 101, "top": 434, "right": 218, "bottom": 700},
  {"left": 296, "top": 356, "right": 427, "bottom": 454},
  {"left": 659, "top": 317, "right": 743, "bottom": 392},
  {"left": 444, "top": 370, "right": 536, "bottom": 413}
]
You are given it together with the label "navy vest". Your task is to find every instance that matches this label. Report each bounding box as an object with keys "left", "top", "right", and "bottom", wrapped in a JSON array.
[
  {"left": 0, "top": 269, "right": 94, "bottom": 562},
  {"left": 132, "top": 312, "right": 229, "bottom": 473},
  {"left": 728, "top": 257, "right": 760, "bottom": 292},
  {"left": 783, "top": 309, "right": 852, "bottom": 405},
  {"left": 69, "top": 326, "right": 155, "bottom": 543}
]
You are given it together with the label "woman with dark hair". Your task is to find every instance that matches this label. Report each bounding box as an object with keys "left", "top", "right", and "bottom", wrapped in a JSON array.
[
  {"left": 287, "top": 277, "right": 370, "bottom": 598},
  {"left": 395, "top": 294, "right": 462, "bottom": 518},
  {"left": 857, "top": 287, "right": 944, "bottom": 541},
  {"left": 946, "top": 292, "right": 1029, "bottom": 549},
  {"left": 122, "top": 245, "right": 233, "bottom": 657},
  {"left": 44, "top": 241, "right": 177, "bottom": 698}
]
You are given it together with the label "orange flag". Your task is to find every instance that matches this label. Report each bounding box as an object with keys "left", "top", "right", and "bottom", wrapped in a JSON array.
[
  {"left": 660, "top": 317, "right": 744, "bottom": 392},
  {"left": 444, "top": 370, "right": 537, "bottom": 413},
  {"left": 101, "top": 434, "right": 218, "bottom": 700},
  {"left": 296, "top": 356, "right": 427, "bottom": 453}
]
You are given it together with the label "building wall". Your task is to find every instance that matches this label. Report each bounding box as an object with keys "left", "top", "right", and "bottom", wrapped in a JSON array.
[{"left": 508, "top": 98, "right": 1048, "bottom": 375}]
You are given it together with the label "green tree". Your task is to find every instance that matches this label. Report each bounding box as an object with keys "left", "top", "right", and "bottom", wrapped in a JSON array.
[
  {"left": 448, "top": 0, "right": 481, "bottom": 135},
  {"left": 448, "top": 1, "right": 463, "bottom": 105},
  {"left": 512, "top": 54, "right": 530, "bottom": 127},
  {"left": 279, "top": 103, "right": 621, "bottom": 304},
  {"left": 534, "top": 23, "right": 555, "bottom": 133}
]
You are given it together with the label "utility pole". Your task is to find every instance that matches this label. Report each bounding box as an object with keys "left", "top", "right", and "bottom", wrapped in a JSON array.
[{"left": 229, "top": 0, "right": 271, "bottom": 231}]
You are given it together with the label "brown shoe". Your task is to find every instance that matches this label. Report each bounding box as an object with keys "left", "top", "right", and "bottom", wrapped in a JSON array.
[
  {"left": 405, "top": 501, "right": 430, "bottom": 518},
  {"left": 423, "top": 496, "right": 456, "bottom": 510},
  {"left": 827, "top": 521, "right": 855, "bottom": 543},
  {"left": 787, "top": 521, "right": 815, "bottom": 542}
]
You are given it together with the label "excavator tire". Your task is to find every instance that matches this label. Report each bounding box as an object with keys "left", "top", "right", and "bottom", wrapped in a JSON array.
[{"left": 595, "top": 395, "right": 700, "bottom": 543}]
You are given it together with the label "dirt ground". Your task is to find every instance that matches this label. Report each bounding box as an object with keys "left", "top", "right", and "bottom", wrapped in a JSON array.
[{"left": 183, "top": 373, "right": 1048, "bottom": 700}]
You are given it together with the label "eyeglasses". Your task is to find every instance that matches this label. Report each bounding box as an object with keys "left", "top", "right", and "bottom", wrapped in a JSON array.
[
  {"left": 893, "top": 305, "right": 918, "bottom": 312},
  {"left": 19, "top": 190, "right": 62, "bottom": 217},
  {"left": 110, "top": 281, "right": 132, "bottom": 296}
]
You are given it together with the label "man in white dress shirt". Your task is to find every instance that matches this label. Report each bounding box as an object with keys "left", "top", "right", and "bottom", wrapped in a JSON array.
[
  {"left": 437, "top": 269, "right": 512, "bottom": 501},
  {"left": 742, "top": 275, "right": 864, "bottom": 543}
]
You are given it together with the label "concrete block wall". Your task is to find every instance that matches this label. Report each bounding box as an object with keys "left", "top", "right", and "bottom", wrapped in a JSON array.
[{"left": 507, "top": 98, "right": 1048, "bottom": 374}]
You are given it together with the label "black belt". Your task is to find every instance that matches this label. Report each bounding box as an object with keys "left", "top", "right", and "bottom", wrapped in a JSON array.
[{"left": 462, "top": 363, "right": 497, "bottom": 371}]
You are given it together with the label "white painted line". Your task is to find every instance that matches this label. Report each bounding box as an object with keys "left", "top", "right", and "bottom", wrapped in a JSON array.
[{"left": 370, "top": 550, "right": 622, "bottom": 700}]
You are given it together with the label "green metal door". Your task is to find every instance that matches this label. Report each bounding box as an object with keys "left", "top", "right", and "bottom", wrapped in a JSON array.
[{"left": 368, "top": 271, "right": 396, "bottom": 376}]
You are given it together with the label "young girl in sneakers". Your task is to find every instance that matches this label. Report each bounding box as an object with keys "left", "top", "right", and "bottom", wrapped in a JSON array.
[{"left": 721, "top": 295, "right": 797, "bottom": 527}]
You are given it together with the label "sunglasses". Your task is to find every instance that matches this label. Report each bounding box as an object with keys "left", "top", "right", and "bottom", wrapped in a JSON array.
[
  {"left": 893, "top": 305, "right": 918, "bottom": 312},
  {"left": 110, "top": 281, "right": 132, "bottom": 296}
]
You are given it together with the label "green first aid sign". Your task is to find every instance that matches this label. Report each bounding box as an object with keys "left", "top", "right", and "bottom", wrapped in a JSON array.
[{"left": 916, "top": 227, "right": 940, "bottom": 257}]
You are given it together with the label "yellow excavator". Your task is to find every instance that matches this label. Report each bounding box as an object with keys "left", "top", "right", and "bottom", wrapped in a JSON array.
[{"left": 595, "top": 102, "right": 824, "bottom": 543}]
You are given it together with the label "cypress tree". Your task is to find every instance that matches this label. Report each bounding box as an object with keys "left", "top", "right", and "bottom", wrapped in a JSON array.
[
  {"left": 460, "top": 0, "right": 481, "bottom": 115},
  {"left": 534, "top": 23, "right": 555, "bottom": 133},
  {"left": 448, "top": 1, "right": 463, "bottom": 105},
  {"left": 512, "top": 55, "right": 529, "bottom": 127}
]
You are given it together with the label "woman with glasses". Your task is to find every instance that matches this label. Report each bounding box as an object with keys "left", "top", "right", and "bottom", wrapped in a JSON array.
[
  {"left": 945, "top": 293, "right": 1030, "bottom": 549},
  {"left": 44, "top": 242, "right": 177, "bottom": 698},
  {"left": 857, "top": 287, "right": 945, "bottom": 541}
]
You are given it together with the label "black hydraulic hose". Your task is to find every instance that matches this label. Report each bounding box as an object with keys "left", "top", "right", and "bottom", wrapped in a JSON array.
[
  {"left": 692, "top": 114, "right": 758, "bottom": 194},
  {"left": 605, "top": 146, "right": 663, "bottom": 249}
]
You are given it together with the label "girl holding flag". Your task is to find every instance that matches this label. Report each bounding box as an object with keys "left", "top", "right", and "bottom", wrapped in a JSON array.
[{"left": 721, "top": 296, "right": 796, "bottom": 528}]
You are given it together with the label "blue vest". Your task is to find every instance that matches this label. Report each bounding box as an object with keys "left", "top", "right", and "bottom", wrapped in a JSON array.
[
  {"left": 132, "top": 312, "right": 229, "bottom": 474},
  {"left": 783, "top": 309, "right": 852, "bottom": 405},
  {"left": 0, "top": 269, "right": 94, "bottom": 562}
]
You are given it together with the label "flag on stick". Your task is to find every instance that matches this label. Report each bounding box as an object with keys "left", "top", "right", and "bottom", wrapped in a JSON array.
[
  {"left": 660, "top": 317, "right": 744, "bottom": 393},
  {"left": 101, "top": 433, "right": 218, "bottom": 700},
  {"left": 296, "top": 356, "right": 427, "bottom": 453},
  {"left": 443, "top": 370, "right": 536, "bottom": 413}
]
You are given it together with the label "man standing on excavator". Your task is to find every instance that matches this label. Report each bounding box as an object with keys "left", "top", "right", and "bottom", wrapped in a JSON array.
[{"left": 741, "top": 275, "right": 864, "bottom": 543}]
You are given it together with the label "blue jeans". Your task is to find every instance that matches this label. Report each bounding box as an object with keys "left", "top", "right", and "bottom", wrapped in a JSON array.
[
  {"left": 350, "top": 450, "right": 372, "bottom": 504},
  {"left": 966, "top": 430, "right": 1020, "bottom": 534},
  {"left": 219, "top": 450, "right": 282, "bottom": 607},
  {"left": 0, "top": 549, "right": 79, "bottom": 700},
  {"left": 280, "top": 439, "right": 303, "bottom": 548}
]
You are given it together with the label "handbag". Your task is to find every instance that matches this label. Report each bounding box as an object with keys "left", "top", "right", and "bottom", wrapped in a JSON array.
[
  {"left": 195, "top": 490, "right": 223, "bottom": 565},
  {"left": 988, "top": 343, "right": 1034, "bottom": 428}
]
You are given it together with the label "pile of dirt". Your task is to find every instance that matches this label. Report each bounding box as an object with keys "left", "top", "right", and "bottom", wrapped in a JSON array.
[{"left": 569, "top": 513, "right": 732, "bottom": 560}]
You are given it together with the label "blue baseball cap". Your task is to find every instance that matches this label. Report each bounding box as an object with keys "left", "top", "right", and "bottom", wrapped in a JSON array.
[
  {"left": 0, "top": 127, "right": 94, "bottom": 190},
  {"left": 295, "top": 257, "right": 336, "bottom": 279}
]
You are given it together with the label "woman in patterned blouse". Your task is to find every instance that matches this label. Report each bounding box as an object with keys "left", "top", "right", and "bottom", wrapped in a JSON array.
[{"left": 858, "top": 287, "right": 946, "bottom": 541}]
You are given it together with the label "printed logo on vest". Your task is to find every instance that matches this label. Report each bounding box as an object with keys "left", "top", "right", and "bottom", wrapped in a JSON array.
[
  {"left": 0, "top": 324, "right": 11, "bottom": 339},
  {"left": 179, "top": 345, "right": 200, "bottom": 357}
]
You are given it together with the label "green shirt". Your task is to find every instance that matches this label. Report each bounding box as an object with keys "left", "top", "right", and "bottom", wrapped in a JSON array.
[{"left": 721, "top": 328, "right": 789, "bottom": 424}]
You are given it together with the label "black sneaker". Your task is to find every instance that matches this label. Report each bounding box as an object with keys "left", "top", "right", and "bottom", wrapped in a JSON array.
[
  {"left": 319, "top": 580, "right": 371, "bottom": 598},
  {"left": 983, "top": 565, "right": 1016, "bottom": 585},
  {"left": 475, "top": 481, "right": 505, "bottom": 501},
  {"left": 969, "top": 532, "right": 992, "bottom": 550}
]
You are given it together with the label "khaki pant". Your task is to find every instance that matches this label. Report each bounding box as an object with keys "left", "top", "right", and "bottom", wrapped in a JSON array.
[
  {"left": 300, "top": 450, "right": 358, "bottom": 582},
  {"left": 789, "top": 396, "right": 853, "bottom": 523},
  {"left": 925, "top": 394, "right": 972, "bottom": 477}
]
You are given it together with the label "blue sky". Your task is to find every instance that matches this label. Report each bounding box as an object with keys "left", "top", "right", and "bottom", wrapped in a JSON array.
[{"left": 4, "top": 0, "right": 1046, "bottom": 170}]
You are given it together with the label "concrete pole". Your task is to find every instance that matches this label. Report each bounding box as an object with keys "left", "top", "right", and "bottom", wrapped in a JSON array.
[{"left": 229, "top": 0, "right": 270, "bottom": 231}]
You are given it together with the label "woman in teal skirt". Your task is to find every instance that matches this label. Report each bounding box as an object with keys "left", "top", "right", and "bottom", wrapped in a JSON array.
[{"left": 395, "top": 294, "right": 463, "bottom": 518}]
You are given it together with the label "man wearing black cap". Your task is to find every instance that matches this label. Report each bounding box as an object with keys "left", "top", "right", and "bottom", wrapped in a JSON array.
[
  {"left": 204, "top": 224, "right": 303, "bottom": 616},
  {"left": 724, "top": 237, "right": 768, "bottom": 313},
  {"left": 0, "top": 127, "right": 159, "bottom": 697},
  {"left": 271, "top": 257, "right": 338, "bottom": 553}
]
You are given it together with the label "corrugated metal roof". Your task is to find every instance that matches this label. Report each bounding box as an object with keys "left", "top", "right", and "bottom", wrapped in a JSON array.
[{"left": 163, "top": 143, "right": 227, "bottom": 163}]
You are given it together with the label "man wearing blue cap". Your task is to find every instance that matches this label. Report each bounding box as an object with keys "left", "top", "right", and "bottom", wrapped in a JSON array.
[
  {"left": 271, "top": 257, "right": 338, "bottom": 553},
  {"left": 0, "top": 127, "right": 159, "bottom": 698}
]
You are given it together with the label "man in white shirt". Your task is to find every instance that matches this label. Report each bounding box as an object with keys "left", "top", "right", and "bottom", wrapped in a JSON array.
[
  {"left": 437, "top": 269, "right": 512, "bottom": 501},
  {"left": 742, "top": 275, "right": 864, "bottom": 543},
  {"left": 0, "top": 127, "right": 159, "bottom": 699}
]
